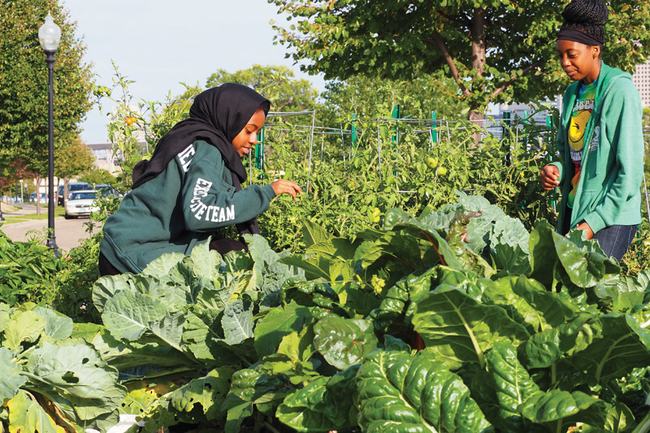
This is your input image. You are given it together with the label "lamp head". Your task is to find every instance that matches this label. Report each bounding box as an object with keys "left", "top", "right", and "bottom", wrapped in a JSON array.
[{"left": 39, "top": 13, "right": 61, "bottom": 52}]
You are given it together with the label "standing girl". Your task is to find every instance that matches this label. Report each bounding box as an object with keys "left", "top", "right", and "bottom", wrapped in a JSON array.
[
  {"left": 540, "top": 0, "right": 644, "bottom": 261},
  {"left": 99, "top": 83, "right": 302, "bottom": 275}
]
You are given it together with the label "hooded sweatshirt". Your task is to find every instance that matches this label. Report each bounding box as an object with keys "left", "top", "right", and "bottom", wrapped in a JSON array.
[
  {"left": 100, "top": 84, "right": 276, "bottom": 274},
  {"left": 551, "top": 62, "right": 644, "bottom": 234}
]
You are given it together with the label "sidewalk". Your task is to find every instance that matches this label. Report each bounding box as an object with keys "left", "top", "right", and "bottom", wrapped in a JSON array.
[{"left": 0, "top": 203, "right": 99, "bottom": 252}]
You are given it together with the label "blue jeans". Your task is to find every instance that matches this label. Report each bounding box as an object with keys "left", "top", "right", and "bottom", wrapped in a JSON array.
[{"left": 592, "top": 224, "right": 638, "bottom": 262}]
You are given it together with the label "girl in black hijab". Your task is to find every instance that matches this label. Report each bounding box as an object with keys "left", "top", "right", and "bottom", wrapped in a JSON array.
[{"left": 99, "top": 83, "right": 301, "bottom": 275}]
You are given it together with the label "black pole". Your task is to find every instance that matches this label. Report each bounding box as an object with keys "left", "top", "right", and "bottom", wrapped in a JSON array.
[
  {"left": 45, "top": 50, "right": 58, "bottom": 254},
  {"left": 0, "top": 162, "right": 4, "bottom": 222}
]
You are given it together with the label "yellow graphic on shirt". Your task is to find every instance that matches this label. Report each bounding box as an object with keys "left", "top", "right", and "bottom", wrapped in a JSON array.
[
  {"left": 567, "top": 83, "right": 595, "bottom": 208},
  {"left": 568, "top": 110, "right": 591, "bottom": 151}
]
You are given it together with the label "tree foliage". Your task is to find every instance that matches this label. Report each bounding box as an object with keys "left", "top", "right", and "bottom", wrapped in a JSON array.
[
  {"left": 0, "top": 0, "right": 94, "bottom": 174},
  {"left": 206, "top": 64, "right": 318, "bottom": 112},
  {"left": 271, "top": 0, "right": 650, "bottom": 119},
  {"left": 56, "top": 136, "right": 95, "bottom": 180},
  {"left": 319, "top": 72, "right": 469, "bottom": 126}
]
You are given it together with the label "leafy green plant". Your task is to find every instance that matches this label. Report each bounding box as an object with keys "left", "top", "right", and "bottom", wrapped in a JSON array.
[
  {"left": 44, "top": 193, "right": 647, "bottom": 432},
  {"left": 0, "top": 302, "right": 126, "bottom": 432},
  {"left": 0, "top": 232, "right": 64, "bottom": 307}
]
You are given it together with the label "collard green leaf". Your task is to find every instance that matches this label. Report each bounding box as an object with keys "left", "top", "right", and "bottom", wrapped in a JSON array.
[
  {"left": 412, "top": 288, "right": 530, "bottom": 369},
  {"left": 25, "top": 341, "right": 126, "bottom": 423},
  {"left": 356, "top": 350, "right": 493, "bottom": 432},
  {"left": 140, "top": 251, "right": 186, "bottom": 280},
  {"left": 2, "top": 310, "right": 46, "bottom": 350},
  {"left": 165, "top": 367, "right": 233, "bottom": 420},
  {"left": 33, "top": 307, "right": 73, "bottom": 341},
  {"left": 92, "top": 273, "right": 135, "bottom": 313},
  {"left": 313, "top": 317, "right": 378, "bottom": 370},
  {"left": 0, "top": 346, "right": 27, "bottom": 404},
  {"left": 102, "top": 289, "right": 185, "bottom": 349},
  {"left": 6, "top": 389, "right": 64, "bottom": 433},
  {"left": 221, "top": 299, "right": 254, "bottom": 345}
]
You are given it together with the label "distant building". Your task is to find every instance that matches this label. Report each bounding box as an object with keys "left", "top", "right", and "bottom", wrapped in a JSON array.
[
  {"left": 87, "top": 140, "right": 148, "bottom": 175},
  {"left": 632, "top": 58, "right": 650, "bottom": 108}
]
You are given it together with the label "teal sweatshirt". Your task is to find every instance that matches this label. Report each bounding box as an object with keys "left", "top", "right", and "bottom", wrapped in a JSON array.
[
  {"left": 552, "top": 62, "right": 644, "bottom": 234},
  {"left": 100, "top": 140, "right": 276, "bottom": 274}
]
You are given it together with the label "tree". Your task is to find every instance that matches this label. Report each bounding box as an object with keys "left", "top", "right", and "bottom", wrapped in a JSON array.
[
  {"left": 319, "top": 72, "right": 469, "bottom": 125},
  {"left": 271, "top": 0, "right": 650, "bottom": 120},
  {"left": 0, "top": 0, "right": 93, "bottom": 187},
  {"left": 206, "top": 64, "right": 318, "bottom": 112},
  {"left": 56, "top": 136, "right": 95, "bottom": 205}
]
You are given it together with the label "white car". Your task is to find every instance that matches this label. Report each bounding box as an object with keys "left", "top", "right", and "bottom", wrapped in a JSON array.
[{"left": 64, "top": 190, "right": 99, "bottom": 219}]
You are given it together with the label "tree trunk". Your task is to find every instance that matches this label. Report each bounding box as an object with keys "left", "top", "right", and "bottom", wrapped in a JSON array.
[{"left": 469, "top": 8, "right": 487, "bottom": 142}]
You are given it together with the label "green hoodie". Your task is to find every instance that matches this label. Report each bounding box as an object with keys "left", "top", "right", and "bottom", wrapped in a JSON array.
[
  {"left": 551, "top": 62, "right": 643, "bottom": 234},
  {"left": 100, "top": 140, "right": 276, "bottom": 274}
]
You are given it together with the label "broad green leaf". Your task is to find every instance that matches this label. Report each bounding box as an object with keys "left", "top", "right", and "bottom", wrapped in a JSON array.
[
  {"left": 2, "top": 310, "right": 46, "bottom": 350},
  {"left": 277, "top": 327, "right": 316, "bottom": 364},
  {"left": 277, "top": 366, "right": 359, "bottom": 432},
  {"left": 522, "top": 313, "right": 596, "bottom": 369},
  {"left": 301, "top": 219, "right": 333, "bottom": 248},
  {"left": 412, "top": 288, "right": 530, "bottom": 369},
  {"left": 563, "top": 314, "right": 650, "bottom": 382},
  {"left": 520, "top": 389, "right": 606, "bottom": 423},
  {"left": 25, "top": 341, "right": 126, "bottom": 422},
  {"left": 102, "top": 290, "right": 168, "bottom": 342},
  {"left": 6, "top": 389, "right": 65, "bottom": 433},
  {"left": 486, "top": 275, "right": 577, "bottom": 331},
  {"left": 92, "top": 273, "right": 134, "bottom": 313},
  {"left": 140, "top": 251, "right": 186, "bottom": 279},
  {"left": 0, "top": 302, "right": 10, "bottom": 332},
  {"left": 221, "top": 299, "right": 254, "bottom": 345},
  {"left": 313, "top": 317, "right": 378, "bottom": 370},
  {"left": 356, "top": 350, "right": 493, "bottom": 432},
  {"left": 484, "top": 341, "right": 540, "bottom": 431},
  {"left": 0, "top": 347, "right": 27, "bottom": 404},
  {"left": 254, "top": 301, "right": 313, "bottom": 358},
  {"left": 33, "top": 307, "right": 73, "bottom": 340},
  {"left": 166, "top": 368, "right": 233, "bottom": 420}
]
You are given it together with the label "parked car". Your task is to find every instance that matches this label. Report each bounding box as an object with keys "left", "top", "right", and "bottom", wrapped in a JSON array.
[
  {"left": 58, "top": 182, "right": 91, "bottom": 206},
  {"left": 30, "top": 192, "right": 47, "bottom": 204},
  {"left": 95, "top": 184, "right": 122, "bottom": 198},
  {"left": 64, "top": 190, "right": 99, "bottom": 219}
]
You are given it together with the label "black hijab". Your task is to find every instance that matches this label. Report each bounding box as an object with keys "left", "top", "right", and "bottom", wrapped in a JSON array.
[{"left": 132, "top": 83, "right": 271, "bottom": 235}]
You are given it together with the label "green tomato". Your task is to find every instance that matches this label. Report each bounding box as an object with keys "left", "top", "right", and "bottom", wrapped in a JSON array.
[
  {"left": 437, "top": 166, "right": 448, "bottom": 176},
  {"left": 426, "top": 156, "right": 438, "bottom": 169}
]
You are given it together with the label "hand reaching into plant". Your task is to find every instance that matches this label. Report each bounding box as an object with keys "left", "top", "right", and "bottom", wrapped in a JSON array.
[
  {"left": 576, "top": 222, "right": 594, "bottom": 239},
  {"left": 540, "top": 165, "right": 560, "bottom": 191},
  {"left": 271, "top": 179, "right": 302, "bottom": 200}
]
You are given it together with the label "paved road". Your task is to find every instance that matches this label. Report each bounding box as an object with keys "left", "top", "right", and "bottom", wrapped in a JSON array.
[{"left": 0, "top": 204, "right": 100, "bottom": 253}]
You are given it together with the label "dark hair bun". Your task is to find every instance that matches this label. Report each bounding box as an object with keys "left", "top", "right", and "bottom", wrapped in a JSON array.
[{"left": 561, "top": 0, "right": 608, "bottom": 44}]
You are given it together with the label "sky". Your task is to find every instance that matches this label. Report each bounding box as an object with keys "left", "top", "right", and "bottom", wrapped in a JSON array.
[{"left": 60, "top": 0, "right": 324, "bottom": 144}]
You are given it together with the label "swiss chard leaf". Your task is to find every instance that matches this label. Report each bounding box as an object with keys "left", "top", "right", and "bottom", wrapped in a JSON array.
[
  {"left": 313, "top": 316, "right": 378, "bottom": 370},
  {"left": 355, "top": 350, "right": 493, "bottom": 432},
  {"left": 412, "top": 288, "right": 530, "bottom": 370}
]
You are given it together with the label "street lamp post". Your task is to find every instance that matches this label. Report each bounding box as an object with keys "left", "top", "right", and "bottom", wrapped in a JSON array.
[{"left": 39, "top": 13, "right": 61, "bottom": 253}]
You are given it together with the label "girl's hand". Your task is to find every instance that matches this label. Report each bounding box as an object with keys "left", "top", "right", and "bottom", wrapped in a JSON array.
[
  {"left": 576, "top": 222, "right": 594, "bottom": 240},
  {"left": 540, "top": 165, "right": 560, "bottom": 191},
  {"left": 271, "top": 179, "right": 302, "bottom": 200}
]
